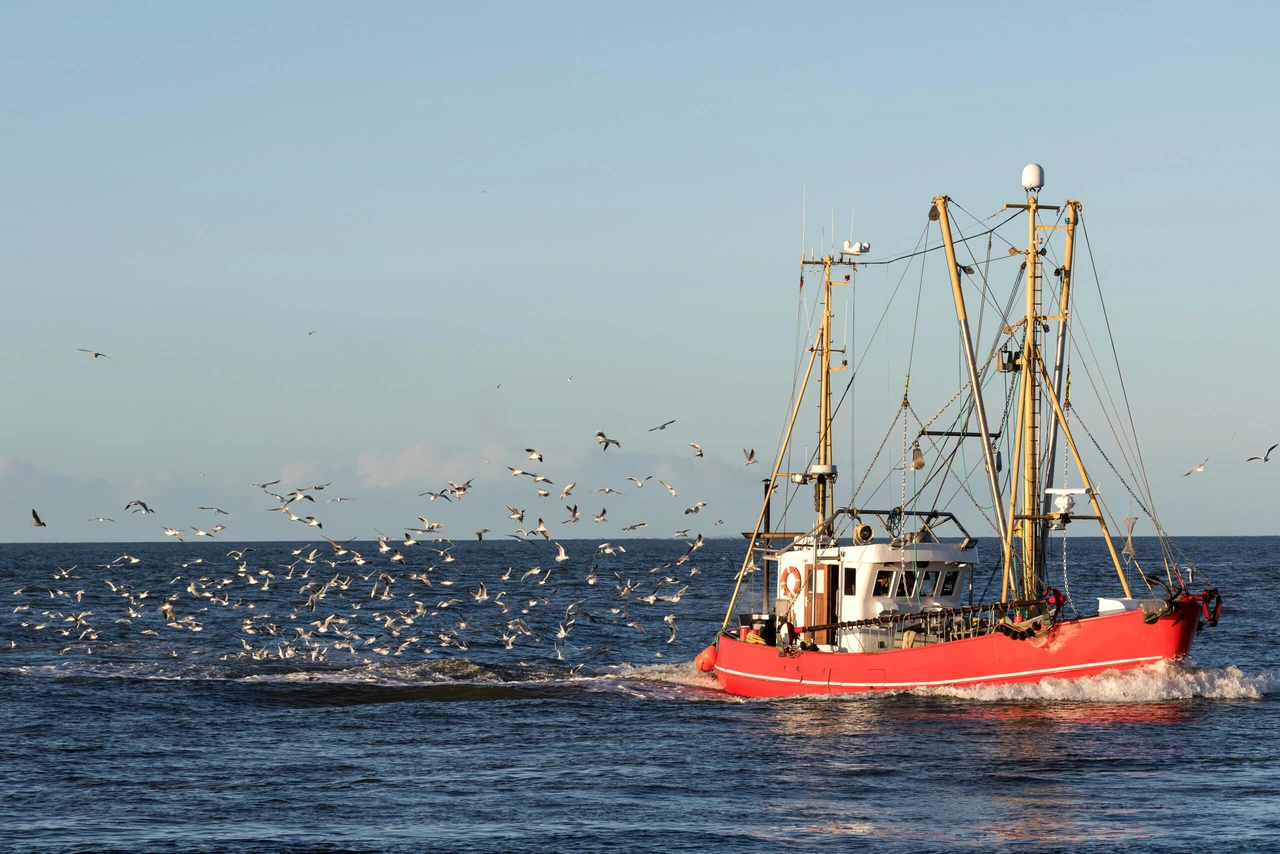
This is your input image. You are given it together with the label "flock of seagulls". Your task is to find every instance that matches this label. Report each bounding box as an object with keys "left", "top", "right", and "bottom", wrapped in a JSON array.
[{"left": 13, "top": 399, "right": 764, "bottom": 666}]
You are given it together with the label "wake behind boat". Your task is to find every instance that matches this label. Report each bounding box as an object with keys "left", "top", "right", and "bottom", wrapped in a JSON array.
[{"left": 698, "top": 165, "right": 1223, "bottom": 697}]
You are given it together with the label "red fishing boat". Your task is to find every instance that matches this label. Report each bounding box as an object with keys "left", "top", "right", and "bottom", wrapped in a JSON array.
[{"left": 698, "top": 166, "right": 1222, "bottom": 697}]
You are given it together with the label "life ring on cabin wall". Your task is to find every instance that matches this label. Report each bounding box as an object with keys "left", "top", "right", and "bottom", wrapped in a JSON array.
[{"left": 780, "top": 566, "right": 803, "bottom": 598}]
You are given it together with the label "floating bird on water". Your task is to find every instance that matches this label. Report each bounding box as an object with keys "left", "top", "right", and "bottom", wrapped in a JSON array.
[
  {"left": 1247, "top": 443, "right": 1278, "bottom": 463},
  {"left": 31, "top": 510, "right": 46, "bottom": 528},
  {"left": 77, "top": 348, "right": 113, "bottom": 360},
  {"left": 648, "top": 420, "right": 675, "bottom": 432},
  {"left": 1183, "top": 458, "right": 1208, "bottom": 477}
]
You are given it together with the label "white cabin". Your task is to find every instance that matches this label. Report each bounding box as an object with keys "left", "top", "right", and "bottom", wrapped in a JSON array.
[{"left": 774, "top": 538, "right": 977, "bottom": 652}]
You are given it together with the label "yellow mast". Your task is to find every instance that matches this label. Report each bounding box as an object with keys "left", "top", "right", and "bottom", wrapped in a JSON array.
[
  {"left": 1021, "top": 191, "right": 1041, "bottom": 598},
  {"left": 814, "top": 256, "right": 847, "bottom": 532}
]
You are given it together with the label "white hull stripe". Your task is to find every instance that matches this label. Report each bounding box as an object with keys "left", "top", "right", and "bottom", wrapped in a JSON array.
[{"left": 714, "top": 654, "right": 1165, "bottom": 688}]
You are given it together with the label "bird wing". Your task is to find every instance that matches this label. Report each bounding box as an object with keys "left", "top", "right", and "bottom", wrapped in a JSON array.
[{"left": 32, "top": 509, "right": 42, "bottom": 525}]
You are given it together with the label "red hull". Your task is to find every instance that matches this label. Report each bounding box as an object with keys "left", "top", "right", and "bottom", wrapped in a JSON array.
[{"left": 714, "top": 599, "right": 1203, "bottom": 697}]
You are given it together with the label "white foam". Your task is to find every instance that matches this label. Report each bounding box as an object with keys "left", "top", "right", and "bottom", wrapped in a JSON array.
[
  {"left": 605, "top": 660, "right": 728, "bottom": 693},
  {"left": 925, "top": 660, "right": 1273, "bottom": 702}
]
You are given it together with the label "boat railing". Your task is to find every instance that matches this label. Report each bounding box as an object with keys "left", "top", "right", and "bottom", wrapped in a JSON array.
[{"left": 797, "top": 598, "right": 1056, "bottom": 650}]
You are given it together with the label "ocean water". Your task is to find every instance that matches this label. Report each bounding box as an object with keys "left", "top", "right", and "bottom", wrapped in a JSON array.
[{"left": 0, "top": 536, "right": 1274, "bottom": 853}]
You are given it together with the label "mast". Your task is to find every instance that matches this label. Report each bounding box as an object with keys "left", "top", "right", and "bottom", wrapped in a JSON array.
[
  {"left": 1039, "top": 200, "right": 1081, "bottom": 560},
  {"left": 1022, "top": 187, "right": 1042, "bottom": 598},
  {"left": 1003, "top": 166, "right": 1131, "bottom": 600},
  {"left": 1001, "top": 167, "right": 1055, "bottom": 599},
  {"left": 813, "top": 256, "right": 847, "bottom": 534}
]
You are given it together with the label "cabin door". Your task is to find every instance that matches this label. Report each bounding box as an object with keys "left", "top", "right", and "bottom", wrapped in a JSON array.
[{"left": 808, "top": 563, "right": 839, "bottom": 645}]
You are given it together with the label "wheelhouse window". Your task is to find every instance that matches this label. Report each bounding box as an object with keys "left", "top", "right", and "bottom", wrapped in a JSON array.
[
  {"left": 873, "top": 570, "right": 894, "bottom": 597},
  {"left": 940, "top": 569, "right": 960, "bottom": 596},
  {"left": 843, "top": 568, "right": 857, "bottom": 596},
  {"left": 918, "top": 569, "right": 940, "bottom": 596},
  {"left": 895, "top": 570, "right": 918, "bottom": 597}
]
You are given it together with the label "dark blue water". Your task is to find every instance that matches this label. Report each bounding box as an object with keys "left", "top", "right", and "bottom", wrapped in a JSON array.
[{"left": 0, "top": 537, "right": 1273, "bottom": 853}]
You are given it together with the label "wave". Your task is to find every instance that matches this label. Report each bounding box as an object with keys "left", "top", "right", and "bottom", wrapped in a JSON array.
[{"left": 924, "top": 660, "right": 1273, "bottom": 702}]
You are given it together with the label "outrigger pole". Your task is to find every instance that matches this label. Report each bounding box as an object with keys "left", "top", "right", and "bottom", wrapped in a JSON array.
[
  {"left": 720, "top": 340, "right": 820, "bottom": 633},
  {"left": 934, "top": 196, "right": 1009, "bottom": 591}
]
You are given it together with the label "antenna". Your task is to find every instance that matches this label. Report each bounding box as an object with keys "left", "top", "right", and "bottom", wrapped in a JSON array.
[
  {"left": 848, "top": 207, "right": 855, "bottom": 243},
  {"left": 800, "top": 184, "right": 806, "bottom": 260}
]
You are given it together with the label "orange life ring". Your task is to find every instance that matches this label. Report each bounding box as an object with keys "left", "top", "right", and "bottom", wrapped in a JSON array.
[{"left": 780, "top": 566, "right": 803, "bottom": 598}]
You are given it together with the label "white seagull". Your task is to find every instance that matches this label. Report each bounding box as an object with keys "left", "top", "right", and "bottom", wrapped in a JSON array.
[{"left": 1247, "top": 443, "right": 1279, "bottom": 463}]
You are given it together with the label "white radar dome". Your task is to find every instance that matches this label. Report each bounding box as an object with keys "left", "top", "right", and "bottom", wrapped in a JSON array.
[{"left": 1022, "top": 163, "right": 1045, "bottom": 191}]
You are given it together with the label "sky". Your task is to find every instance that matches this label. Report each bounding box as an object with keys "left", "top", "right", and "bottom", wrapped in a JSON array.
[{"left": 0, "top": 2, "right": 1276, "bottom": 543}]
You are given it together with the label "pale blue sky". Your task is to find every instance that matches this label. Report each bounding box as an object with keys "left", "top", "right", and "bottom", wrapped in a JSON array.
[{"left": 1, "top": 2, "right": 1275, "bottom": 542}]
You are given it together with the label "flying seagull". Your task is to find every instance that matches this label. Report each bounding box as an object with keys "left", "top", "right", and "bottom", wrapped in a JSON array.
[
  {"left": 125, "top": 500, "right": 153, "bottom": 514},
  {"left": 526, "top": 449, "right": 543, "bottom": 462},
  {"left": 626, "top": 476, "right": 652, "bottom": 488},
  {"left": 197, "top": 506, "right": 229, "bottom": 515},
  {"left": 595, "top": 430, "right": 621, "bottom": 451},
  {"left": 87, "top": 517, "right": 115, "bottom": 523},
  {"left": 163, "top": 527, "right": 184, "bottom": 542},
  {"left": 77, "top": 349, "right": 113, "bottom": 360},
  {"left": 1182, "top": 458, "right": 1208, "bottom": 477},
  {"left": 648, "top": 420, "right": 675, "bottom": 432},
  {"left": 744, "top": 448, "right": 758, "bottom": 466},
  {"left": 31, "top": 509, "right": 46, "bottom": 528},
  {"left": 1247, "top": 443, "right": 1279, "bottom": 463},
  {"left": 689, "top": 443, "right": 703, "bottom": 458}
]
